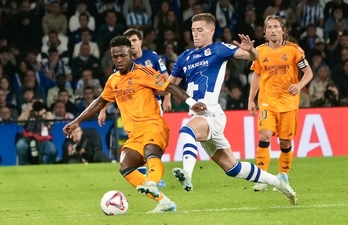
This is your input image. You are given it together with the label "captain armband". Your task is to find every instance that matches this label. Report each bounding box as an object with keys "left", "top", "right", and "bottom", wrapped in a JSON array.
[{"left": 297, "top": 58, "right": 309, "bottom": 69}]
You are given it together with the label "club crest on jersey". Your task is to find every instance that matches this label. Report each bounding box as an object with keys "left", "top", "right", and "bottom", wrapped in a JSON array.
[
  {"left": 282, "top": 54, "right": 287, "bottom": 61},
  {"left": 154, "top": 75, "right": 166, "bottom": 86},
  {"left": 204, "top": 48, "right": 211, "bottom": 56},
  {"left": 128, "top": 78, "right": 133, "bottom": 85},
  {"left": 145, "top": 60, "right": 153, "bottom": 67}
]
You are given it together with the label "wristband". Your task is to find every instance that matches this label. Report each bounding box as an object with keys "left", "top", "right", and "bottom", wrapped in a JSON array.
[{"left": 185, "top": 97, "right": 197, "bottom": 108}]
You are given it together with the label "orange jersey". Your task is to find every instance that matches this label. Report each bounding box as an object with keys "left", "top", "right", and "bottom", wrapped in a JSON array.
[
  {"left": 101, "top": 64, "right": 170, "bottom": 134},
  {"left": 250, "top": 41, "right": 306, "bottom": 112}
]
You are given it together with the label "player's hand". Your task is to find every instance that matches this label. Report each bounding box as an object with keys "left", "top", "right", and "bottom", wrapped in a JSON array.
[
  {"left": 233, "top": 34, "right": 255, "bottom": 52},
  {"left": 248, "top": 101, "right": 258, "bottom": 116},
  {"left": 191, "top": 102, "right": 207, "bottom": 112},
  {"left": 288, "top": 83, "right": 302, "bottom": 95},
  {"left": 63, "top": 122, "right": 80, "bottom": 138},
  {"left": 162, "top": 95, "right": 172, "bottom": 112},
  {"left": 98, "top": 110, "right": 107, "bottom": 127}
]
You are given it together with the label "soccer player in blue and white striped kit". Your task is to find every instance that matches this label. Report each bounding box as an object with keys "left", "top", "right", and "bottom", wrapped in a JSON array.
[{"left": 168, "top": 13, "right": 297, "bottom": 205}]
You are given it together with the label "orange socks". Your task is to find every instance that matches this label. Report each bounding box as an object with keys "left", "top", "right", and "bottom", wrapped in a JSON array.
[
  {"left": 124, "top": 170, "right": 146, "bottom": 188},
  {"left": 256, "top": 146, "right": 271, "bottom": 171},
  {"left": 147, "top": 157, "right": 164, "bottom": 183},
  {"left": 278, "top": 150, "right": 293, "bottom": 174}
]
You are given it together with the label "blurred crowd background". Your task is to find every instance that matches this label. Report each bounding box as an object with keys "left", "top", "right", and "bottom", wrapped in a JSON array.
[{"left": 0, "top": 0, "right": 348, "bottom": 124}]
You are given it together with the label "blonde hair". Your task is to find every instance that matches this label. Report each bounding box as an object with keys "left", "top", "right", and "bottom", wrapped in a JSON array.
[{"left": 192, "top": 13, "right": 216, "bottom": 26}]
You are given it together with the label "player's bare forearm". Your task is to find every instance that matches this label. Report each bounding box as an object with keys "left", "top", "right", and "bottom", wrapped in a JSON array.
[
  {"left": 298, "top": 66, "right": 313, "bottom": 89},
  {"left": 165, "top": 83, "right": 190, "bottom": 102},
  {"left": 248, "top": 48, "right": 258, "bottom": 61},
  {"left": 74, "top": 96, "right": 109, "bottom": 124},
  {"left": 248, "top": 73, "right": 260, "bottom": 102}
]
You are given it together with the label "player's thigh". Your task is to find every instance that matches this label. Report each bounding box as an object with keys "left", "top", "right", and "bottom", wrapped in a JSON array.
[
  {"left": 201, "top": 133, "right": 230, "bottom": 157},
  {"left": 189, "top": 112, "right": 226, "bottom": 142},
  {"left": 277, "top": 109, "right": 298, "bottom": 139},
  {"left": 258, "top": 108, "right": 277, "bottom": 135}
]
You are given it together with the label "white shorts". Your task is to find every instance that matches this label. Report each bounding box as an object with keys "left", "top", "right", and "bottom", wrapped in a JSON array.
[{"left": 191, "top": 110, "right": 231, "bottom": 157}]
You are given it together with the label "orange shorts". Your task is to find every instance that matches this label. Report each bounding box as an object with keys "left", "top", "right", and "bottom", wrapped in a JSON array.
[
  {"left": 258, "top": 108, "right": 298, "bottom": 140},
  {"left": 121, "top": 122, "right": 169, "bottom": 157}
]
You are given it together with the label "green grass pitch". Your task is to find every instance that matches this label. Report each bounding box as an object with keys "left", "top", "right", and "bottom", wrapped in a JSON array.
[{"left": 0, "top": 156, "right": 347, "bottom": 225}]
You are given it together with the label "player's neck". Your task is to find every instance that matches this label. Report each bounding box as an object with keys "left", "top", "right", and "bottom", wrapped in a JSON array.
[
  {"left": 132, "top": 51, "right": 142, "bottom": 59},
  {"left": 267, "top": 39, "right": 285, "bottom": 49}
]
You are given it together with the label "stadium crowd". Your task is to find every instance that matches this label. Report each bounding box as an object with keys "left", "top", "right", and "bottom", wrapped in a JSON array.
[{"left": 0, "top": 0, "right": 348, "bottom": 164}]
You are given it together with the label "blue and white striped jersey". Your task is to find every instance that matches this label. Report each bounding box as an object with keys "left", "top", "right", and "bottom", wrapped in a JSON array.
[{"left": 171, "top": 42, "right": 238, "bottom": 110}]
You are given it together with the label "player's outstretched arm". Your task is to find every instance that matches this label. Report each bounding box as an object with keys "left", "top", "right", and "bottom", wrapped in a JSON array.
[
  {"left": 63, "top": 96, "right": 109, "bottom": 137},
  {"left": 233, "top": 34, "right": 258, "bottom": 61},
  {"left": 165, "top": 83, "right": 206, "bottom": 112}
]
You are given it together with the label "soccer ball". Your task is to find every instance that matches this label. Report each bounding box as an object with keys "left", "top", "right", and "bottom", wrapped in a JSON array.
[{"left": 100, "top": 190, "right": 129, "bottom": 215}]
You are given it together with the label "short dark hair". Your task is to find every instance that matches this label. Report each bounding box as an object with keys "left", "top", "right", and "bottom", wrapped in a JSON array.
[
  {"left": 123, "top": 28, "right": 142, "bottom": 40},
  {"left": 110, "top": 36, "right": 131, "bottom": 48}
]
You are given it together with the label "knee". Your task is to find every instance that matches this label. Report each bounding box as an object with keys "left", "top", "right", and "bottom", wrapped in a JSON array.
[
  {"left": 259, "top": 132, "right": 272, "bottom": 142},
  {"left": 179, "top": 125, "right": 196, "bottom": 139},
  {"left": 279, "top": 140, "right": 292, "bottom": 151},
  {"left": 119, "top": 166, "right": 136, "bottom": 177},
  {"left": 16, "top": 138, "right": 28, "bottom": 151},
  {"left": 143, "top": 145, "right": 162, "bottom": 161}
]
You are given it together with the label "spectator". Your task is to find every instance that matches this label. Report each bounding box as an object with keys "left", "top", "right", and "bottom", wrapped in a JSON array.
[
  {"left": 123, "top": 0, "right": 151, "bottom": 20},
  {"left": 9, "top": 11, "right": 42, "bottom": 52},
  {"left": 312, "top": 82, "right": 341, "bottom": 107},
  {"left": 0, "top": 88, "right": 17, "bottom": 119},
  {"left": 74, "top": 67, "right": 102, "bottom": 99},
  {"left": 323, "top": 7, "right": 348, "bottom": 40},
  {"left": 125, "top": 0, "right": 152, "bottom": 30},
  {"left": 262, "top": 0, "right": 292, "bottom": 24},
  {"left": 299, "top": 24, "right": 319, "bottom": 54},
  {"left": 42, "top": 1, "right": 67, "bottom": 35},
  {"left": 308, "top": 65, "right": 332, "bottom": 104},
  {"left": 0, "top": 47, "right": 16, "bottom": 79},
  {"left": 96, "top": 10, "right": 125, "bottom": 53},
  {"left": 157, "top": 9, "right": 181, "bottom": 51},
  {"left": 62, "top": 126, "right": 111, "bottom": 163},
  {"left": 160, "top": 42, "right": 178, "bottom": 66},
  {"left": 68, "top": 0, "right": 95, "bottom": 33},
  {"left": 296, "top": 0, "right": 324, "bottom": 34},
  {"left": 225, "top": 84, "right": 248, "bottom": 110},
  {"left": 40, "top": 30, "right": 69, "bottom": 63},
  {"left": 332, "top": 47, "right": 348, "bottom": 81},
  {"left": 235, "top": 7, "right": 257, "bottom": 41},
  {"left": 69, "top": 13, "right": 95, "bottom": 50},
  {"left": 210, "top": 0, "right": 238, "bottom": 40},
  {"left": 0, "top": 105, "right": 13, "bottom": 123},
  {"left": 75, "top": 86, "right": 96, "bottom": 115},
  {"left": 72, "top": 28, "right": 99, "bottom": 58},
  {"left": 0, "top": 76, "right": 15, "bottom": 104},
  {"left": 46, "top": 74, "right": 74, "bottom": 108},
  {"left": 55, "top": 89, "right": 78, "bottom": 116},
  {"left": 253, "top": 24, "right": 267, "bottom": 47},
  {"left": 182, "top": 1, "right": 204, "bottom": 50},
  {"left": 335, "top": 59, "right": 348, "bottom": 105},
  {"left": 52, "top": 100, "right": 74, "bottom": 120},
  {"left": 323, "top": 0, "right": 348, "bottom": 22},
  {"left": 153, "top": 0, "right": 170, "bottom": 35},
  {"left": 15, "top": 69, "right": 47, "bottom": 112},
  {"left": 70, "top": 43, "right": 101, "bottom": 86},
  {"left": 41, "top": 47, "right": 72, "bottom": 87},
  {"left": 25, "top": 48, "right": 42, "bottom": 72},
  {"left": 16, "top": 87, "right": 35, "bottom": 115},
  {"left": 15, "top": 99, "right": 57, "bottom": 165},
  {"left": 142, "top": 27, "right": 157, "bottom": 52}
]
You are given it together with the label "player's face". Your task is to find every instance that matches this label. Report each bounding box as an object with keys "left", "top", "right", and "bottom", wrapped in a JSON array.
[
  {"left": 264, "top": 19, "right": 284, "bottom": 42},
  {"left": 128, "top": 34, "right": 142, "bottom": 56},
  {"left": 191, "top": 20, "right": 214, "bottom": 48},
  {"left": 111, "top": 46, "right": 133, "bottom": 74}
]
